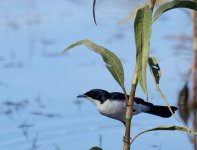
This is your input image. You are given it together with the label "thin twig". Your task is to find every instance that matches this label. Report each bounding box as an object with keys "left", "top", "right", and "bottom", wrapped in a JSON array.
[{"left": 192, "top": 11, "right": 197, "bottom": 150}]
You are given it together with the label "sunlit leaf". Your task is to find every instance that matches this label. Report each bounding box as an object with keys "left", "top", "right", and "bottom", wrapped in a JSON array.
[
  {"left": 131, "top": 125, "right": 197, "bottom": 143},
  {"left": 153, "top": 0, "right": 197, "bottom": 22},
  {"left": 178, "top": 83, "right": 190, "bottom": 125},
  {"left": 93, "top": 0, "right": 97, "bottom": 25},
  {"left": 63, "top": 40, "right": 126, "bottom": 94},
  {"left": 135, "top": 5, "right": 152, "bottom": 97}
]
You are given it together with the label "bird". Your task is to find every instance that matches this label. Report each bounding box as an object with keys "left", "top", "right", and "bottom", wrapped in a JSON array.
[{"left": 77, "top": 89, "right": 178, "bottom": 125}]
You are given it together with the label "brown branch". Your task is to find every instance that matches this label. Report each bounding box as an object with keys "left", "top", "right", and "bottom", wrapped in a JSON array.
[
  {"left": 192, "top": 11, "right": 197, "bottom": 150},
  {"left": 123, "top": 67, "right": 138, "bottom": 150}
]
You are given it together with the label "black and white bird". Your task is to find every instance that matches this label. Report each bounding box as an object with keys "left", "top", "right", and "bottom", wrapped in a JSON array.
[{"left": 77, "top": 89, "right": 178, "bottom": 125}]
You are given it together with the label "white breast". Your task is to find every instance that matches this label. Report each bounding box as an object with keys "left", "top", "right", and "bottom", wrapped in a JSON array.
[
  {"left": 86, "top": 97, "right": 151, "bottom": 123},
  {"left": 97, "top": 99, "right": 126, "bottom": 123}
]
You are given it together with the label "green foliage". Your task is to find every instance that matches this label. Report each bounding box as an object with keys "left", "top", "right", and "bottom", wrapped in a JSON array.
[
  {"left": 63, "top": 40, "right": 127, "bottom": 95},
  {"left": 153, "top": 0, "right": 197, "bottom": 22},
  {"left": 148, "top": 57, "right": 161, "bottom": 84},
  {"left": 134, "top": 5, "right": 152, "bottom": 97},
  {"left": 148, "top": 57, "right": 176, "bottom": 118},
  {"left": 131, "top": 125, "right": 197, "bottom": 143},
  {"left": 64, "top": 1, "right": 197, "bottom": 148}
]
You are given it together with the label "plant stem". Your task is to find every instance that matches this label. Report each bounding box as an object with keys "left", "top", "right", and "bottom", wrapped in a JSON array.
[
  {"left": 192, "top": 11, "right": 197, "bottom": 150},
  {"left": 123, "top": 67, "right": 138, "bottom": 150},
  {"left": 123, "top": 1, "right": 156, "bottom": 149},
  {"left": 150, "top": 0, "right": 157, "bottom": 11}
]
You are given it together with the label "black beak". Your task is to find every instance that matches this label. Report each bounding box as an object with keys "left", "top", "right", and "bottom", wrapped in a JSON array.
[{"left": 77, "top": 94, "right": 87, "bottom": 98}]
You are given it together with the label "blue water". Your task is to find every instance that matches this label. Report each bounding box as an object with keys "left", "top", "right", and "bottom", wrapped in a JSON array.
[{"left": 0, "top": 0, "right": 194, "bottom": 150}]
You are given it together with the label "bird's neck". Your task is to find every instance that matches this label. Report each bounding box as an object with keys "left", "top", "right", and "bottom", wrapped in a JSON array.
[{"left": 87, "top": 97, "right": 101, "bottom": 106}]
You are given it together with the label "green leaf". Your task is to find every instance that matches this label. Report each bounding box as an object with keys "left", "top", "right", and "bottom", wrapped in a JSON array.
[
  {"left": 153, "top": 0, "right": 197, "bottom": 22},
  {"left": 135, "top": 5, "right": 152, "bottom": 96},
  {"left": 131, "top": 125, "right": 197, "bottom": 143},
  {"left": 148, "top": 56, "right": 177, "bottom": 119},
  {"left": 63, "top": 40, "right": 126, "bottom": 94},
  {"left": 148, "top": 57, "right": 161, "bottom": 84},
  {"left": 93, "top": 0, "right": 97, "bottom": 25}
]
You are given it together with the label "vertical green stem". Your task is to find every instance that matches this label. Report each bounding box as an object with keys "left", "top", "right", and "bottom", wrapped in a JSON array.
[
  {"left": 123, "top": 1, "right": 156, "bottom": 149},
  {"left": 123, "top": 67, "right": 138, "bottom": 150},
  {"left": 192, "top": 11, "right": 197, "bottom": 150}
]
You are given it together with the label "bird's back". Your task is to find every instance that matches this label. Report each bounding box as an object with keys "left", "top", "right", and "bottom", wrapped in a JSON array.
[{"left": 109, "top": 92, "right": 126, "bottom": 100}]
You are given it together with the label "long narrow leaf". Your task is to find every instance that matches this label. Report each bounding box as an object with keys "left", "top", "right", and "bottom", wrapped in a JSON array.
[
  {"left": 131, "top": 125, "right": 197, "bottom": 143},
  {"left": 63, "top": 40, "right": 126, "bottom": 94},
  {"left": 148, "top": 57, "right": 177, "bottom": 118},
  {"left": 148, "top": 57, "right": 161, "bottom": 84},
  {"left": 93, "top": 0, "right": 97, "bottom": 25},
  {"left": 135, "top": 5, "right": 152, "bottom": 97},
  {"left": 153, "top": 0, "right": 197, "bottom": 22}
]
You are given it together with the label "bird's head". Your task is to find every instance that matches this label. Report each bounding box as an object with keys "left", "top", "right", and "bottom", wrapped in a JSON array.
[{"left": 77, "top": 89, "right": 110, "bottom": 104}]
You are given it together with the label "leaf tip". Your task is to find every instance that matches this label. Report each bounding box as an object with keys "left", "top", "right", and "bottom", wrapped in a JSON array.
[{"left": 93, "top": 0, "right": 97, "bottom": 25}]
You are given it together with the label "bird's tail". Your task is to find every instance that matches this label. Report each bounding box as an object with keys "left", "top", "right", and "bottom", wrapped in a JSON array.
[{"left": 145, "top": 105, "right": 178, "bottom": 118}]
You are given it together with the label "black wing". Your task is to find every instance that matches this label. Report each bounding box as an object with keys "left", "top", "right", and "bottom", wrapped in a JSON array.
[
  {"left": 134, "top": 97, "right": 153, "bottom": 107},
  {"left": 109, "top": 92, "right": 126, "bottom": 100},
  {"left": 110, "top": 92, "right": 154, "bottom": 107}
]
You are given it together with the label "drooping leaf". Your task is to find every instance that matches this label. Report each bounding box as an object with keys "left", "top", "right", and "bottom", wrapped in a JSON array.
[
  {"left": 63, "top": 40, "right": 126, "bottom": 94},
  {"left": 153, "top": 0, "right": 197, "bottom": 22},
  {"left": 148, "top": 57, "right": 161, "bottom": 84},
  {"left": 135, "top": 5, "right": 152, "bottom": 97},
  {"left": 178, "top": 83, "right": 190, "bottom": 125},
  {"left": 148, "top": 56, "right": 176, "bottom": 118},
  {"left": 93, "top": 0, "right": 97, "bottom": 25},
  {"left": 131, "top": 125, "right": 197, "bottom": 143}
]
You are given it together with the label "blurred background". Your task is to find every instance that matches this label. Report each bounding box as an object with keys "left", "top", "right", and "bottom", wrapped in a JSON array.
[{"left": 0, "top": 0, "right": 196, "bottom": 150}]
